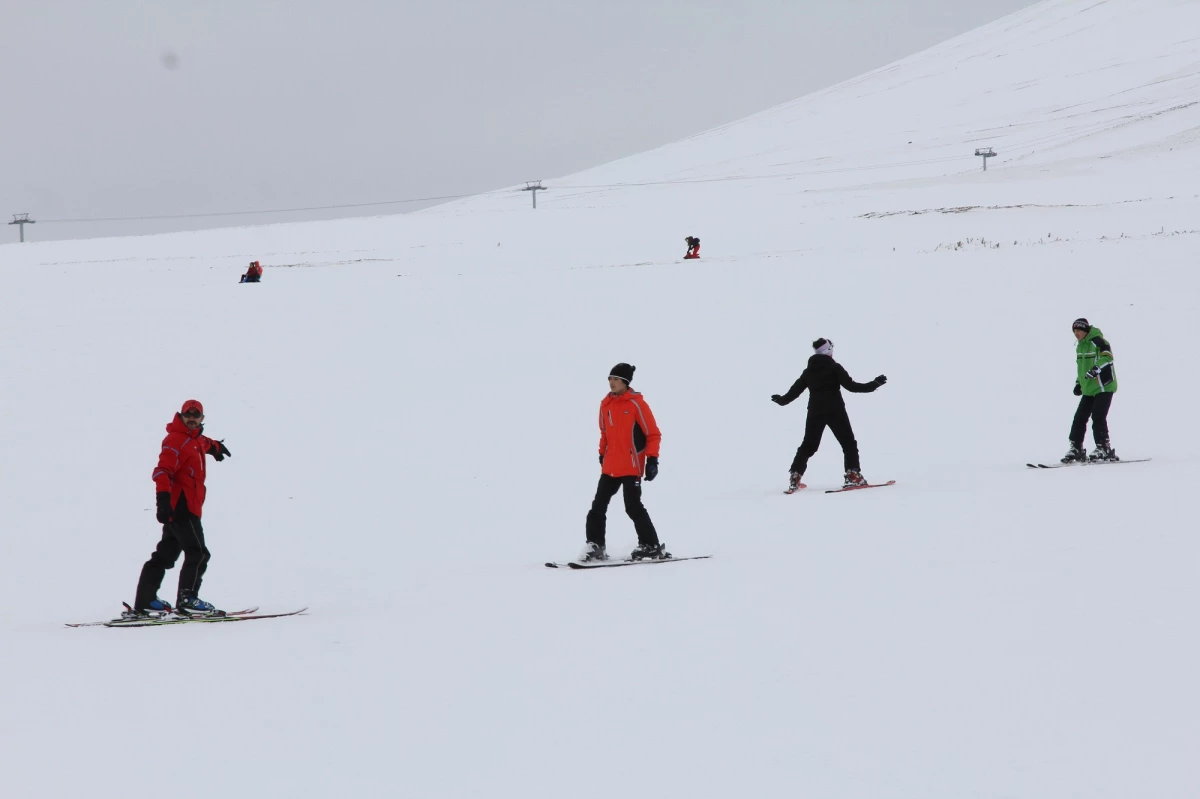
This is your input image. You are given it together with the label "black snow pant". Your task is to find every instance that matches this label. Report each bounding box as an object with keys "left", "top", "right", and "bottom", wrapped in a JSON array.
[
  {"left": 1070, "top": 392, "right": 1114, "bottom": 448},
  {"left": 134, "top": 496, "right": 210, "bottom": 610},
  {"left": 585, "top": 474, "right": 659, "bottom": 548},
  {"left": 789, "top": 408, "right": 861, "bottom": 476}
]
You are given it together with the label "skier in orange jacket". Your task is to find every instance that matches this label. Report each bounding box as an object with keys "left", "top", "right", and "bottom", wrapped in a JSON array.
[{"left": 581, "top": 363, "right": 668, "bottom": 562}]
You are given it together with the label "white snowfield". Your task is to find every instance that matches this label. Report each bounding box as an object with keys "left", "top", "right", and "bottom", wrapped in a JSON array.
[{"left": 2, "top": 1, "right": 1198, "bottom": 796}]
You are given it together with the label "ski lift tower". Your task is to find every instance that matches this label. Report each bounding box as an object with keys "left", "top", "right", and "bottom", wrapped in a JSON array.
[
  {"left": 975, "top": 147, "right": 997, "bottom": 171},
  {"left": 523, "top": 181, "right": 546, "bottom": 209},
  {"left": 9, "top": 213, "right": 35, "bottom": 242}
]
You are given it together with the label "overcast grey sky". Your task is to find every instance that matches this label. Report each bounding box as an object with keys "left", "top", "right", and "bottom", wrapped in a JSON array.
[{"left": 1, "top": 0, "right": 1033, "bottom": 242}]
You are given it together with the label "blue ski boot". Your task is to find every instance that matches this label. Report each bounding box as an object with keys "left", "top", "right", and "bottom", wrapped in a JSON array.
[
  {"left": 122, "top": 598, "right": 172, "bottom": 619},
  {"left": 176, "top": 593, "right": 220, "bottom": 616}
]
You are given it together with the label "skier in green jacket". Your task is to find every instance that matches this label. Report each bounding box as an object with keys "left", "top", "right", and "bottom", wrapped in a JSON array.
[{"left": 1063, "top": 317, "right": 1118, "bottom": 463}]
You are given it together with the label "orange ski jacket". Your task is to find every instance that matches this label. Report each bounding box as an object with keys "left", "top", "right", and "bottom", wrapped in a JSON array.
[{"left": 598, "top": 390, "right": 661, "bottom": 479}]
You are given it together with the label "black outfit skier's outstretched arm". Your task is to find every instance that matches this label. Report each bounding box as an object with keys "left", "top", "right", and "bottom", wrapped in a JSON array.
[
  {"left": 772, "top": 372, "right": 809, "bottom": 405},
  {"left": 836, "top": 364, "right": 883, "bottom": 393}
]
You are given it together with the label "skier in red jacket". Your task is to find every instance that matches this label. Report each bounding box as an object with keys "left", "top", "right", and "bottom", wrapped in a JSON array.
[
  {"left": 240, "top": 261, "right": 263, "bottom": 283},
  {"left": 683, "top": 236, "right": 700, "bottom": 259},
  {"left": 581, "top": 363, "right": 669, "bottom": 562},
  {"left": 130, "top": 399, "right": 232, "bottom": 617}
]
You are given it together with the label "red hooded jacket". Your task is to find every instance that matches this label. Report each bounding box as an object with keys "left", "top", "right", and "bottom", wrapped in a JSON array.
[
  {"left": 152, "top": 414, "right": 219, "bottom": 517},
  {"left": 598, "top": 390, "right": 661, "bottom": 479}
]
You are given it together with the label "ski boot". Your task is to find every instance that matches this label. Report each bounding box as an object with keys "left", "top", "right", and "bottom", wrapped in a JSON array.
[
  {"left": 121, "top": 598, "right": 172, "bottom": 620},
  {"left": 630, "top": 542, "right": 671, "bottom": 561},
  {"left": 843, "top": 470, "right": 868, "bottom": 488},
  {"left": 1089, "top": 443, "right": 1119, "bottom": 462},
  {"left": 579, "top": 541, "right": 608, "bottom": 563},
  {"left": 786, "top": 472, "right": 805, "bottom": 494},
  {"left": 1061, "top": 443, "right": 1087, "bottom": 464},
  {"left": 176, "top": 593, "right": 221, "bottom": 616}
]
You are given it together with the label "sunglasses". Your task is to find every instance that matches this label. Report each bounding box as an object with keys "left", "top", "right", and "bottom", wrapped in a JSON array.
[{"left": 181, "top": 410, "right": 204, "bottom": 419}]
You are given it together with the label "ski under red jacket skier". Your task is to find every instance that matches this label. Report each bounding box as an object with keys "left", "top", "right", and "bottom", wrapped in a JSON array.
[
  {"left": 131, "top": 399, "right": 231, "bottom": 617},
  {"left": 581, "top": 363, "right": 669, "bottom": 562}
]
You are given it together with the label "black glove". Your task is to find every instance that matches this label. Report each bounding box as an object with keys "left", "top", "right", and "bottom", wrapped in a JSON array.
[
  {"left": 155, "top": 492, "right": 172, "bottom": 524},
  {"left": 645, "top": 457, "right": 659, "bottom": 481},
  {"left": 1073, "top": 382, "right": 1082, "bottom": 396},
  {"left": 1084, "top": 366, "right": 1101, "bottom": 380},
  {"left": 599, "top": 453, "right": 604, "bottom": 466},
  {"left": 770, "top": 394, "right": 785, "bottom": 405},
  {"left": 874, "top": 375, "right": 887, "bottom": 386},
  {"left": 210, "top": 440, "right": 231, "bottom": 461}
]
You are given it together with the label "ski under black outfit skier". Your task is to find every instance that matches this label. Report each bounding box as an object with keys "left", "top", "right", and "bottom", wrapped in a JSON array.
[
  {"left": 1063, "top": 317, "right": 1118, "bottom": 463},
  {"left": 131, "top": 399, "right": 232, "bottom": 617},
  {"left": 582, "top": 363, "right": 668, "bottom": 563},
  {"left": 772, "top": 338, "right": 887, "bottom": 490}
]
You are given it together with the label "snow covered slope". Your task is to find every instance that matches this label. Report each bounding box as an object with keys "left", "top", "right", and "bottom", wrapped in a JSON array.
[{"left": 2, "top": 1, "right": 1197, "bottom": 797}]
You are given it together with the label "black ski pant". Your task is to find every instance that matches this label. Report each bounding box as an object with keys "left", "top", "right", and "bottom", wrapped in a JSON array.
[
  {"left": 1070, "top": 392, "right": 1114, "bottom": 448},
  {"left": 789, "top": 408, "right": 861, "bottom": 475},
  {"left": 134, "top": 497, "right": 210, "bottom": 610},
  {"left": 585, "top": 474, "right": 659, "bottom": 548}
]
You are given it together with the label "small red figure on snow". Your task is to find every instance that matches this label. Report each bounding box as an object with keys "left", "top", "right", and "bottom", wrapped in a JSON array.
[
  {"left": 683, "top": 236, "right": 700, "bottom": 260},
  {"left": 240, "top": 261, "right": 264, "bottom": 283}
]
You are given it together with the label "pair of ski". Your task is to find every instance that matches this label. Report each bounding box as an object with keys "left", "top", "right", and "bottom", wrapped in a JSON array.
[
  {"left": 1027, "top": 458, "right": 1150, "bottom": 470},
  {"left": 785, "top": 479, "right": 896, "bottom": 495},
  {"left": 66, "top": 603, "right": 307, "bottom": 628},
  {"left": 545, "top": 555, "right": 711, "bottom": 570}
]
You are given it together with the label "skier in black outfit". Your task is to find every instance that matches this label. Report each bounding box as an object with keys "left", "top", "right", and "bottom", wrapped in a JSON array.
[{"left": 771, "top": 338, "right": 887, "bottom": 491}]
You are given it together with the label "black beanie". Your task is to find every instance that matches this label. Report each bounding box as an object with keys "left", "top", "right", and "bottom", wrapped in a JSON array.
[
  {"left": 1072, "top": 318, "right": 1091, "bottom": 332},
  {"left": 609, "top": 363, "right": 635, "bottom": 385},
  {"left": 812, "top": 338, "right": 834, "bottom": 356}
]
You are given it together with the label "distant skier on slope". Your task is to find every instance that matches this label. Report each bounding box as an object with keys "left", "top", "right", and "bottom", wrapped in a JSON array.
[
  {"left": 581, "top": 363, "right": 669, "bottom": 563},
  {"left": 129, "top": 400, "right": 232, "bottom": 618},
  {"left": 683, "top": 236, "right": 700, "bottom": 259},
  {"left": 1062, "top": 317, "right": 1118, "bottom": 463},
  {"left": 771, "top": 338, "right": 886, "bottom": 492},
  {"left": 240, "top": 261, "right": 263, "bottom": 283}
]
